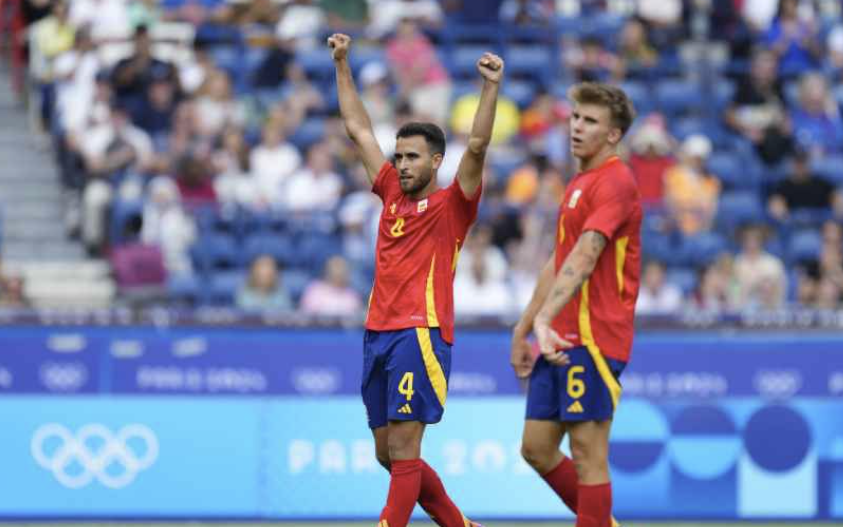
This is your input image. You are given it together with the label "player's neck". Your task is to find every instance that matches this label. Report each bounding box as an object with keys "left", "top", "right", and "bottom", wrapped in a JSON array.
[
  {"left": 577, "top": 146, "right": 618, "bottom": 173},
  {"left": 407, "top": 180, "right": 439, "bottom": 200}
]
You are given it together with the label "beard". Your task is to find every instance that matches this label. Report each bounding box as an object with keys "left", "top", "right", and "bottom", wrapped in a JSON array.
[{"left": 399, "top": 167, "right": 434, "bottom": 194}]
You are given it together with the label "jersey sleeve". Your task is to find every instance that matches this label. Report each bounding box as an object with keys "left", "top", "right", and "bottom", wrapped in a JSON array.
[
  {"left": 582, "top": 173, "right": 638, "bottom": 240},
  {"left": 447, "top": 179, "right": 483, "bottom": 232},
  {"left": 371, "top": 161, "right": 400, "bottom": 203}
]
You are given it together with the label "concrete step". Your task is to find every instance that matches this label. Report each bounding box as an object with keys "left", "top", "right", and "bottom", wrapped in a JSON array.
[
  {"left": 2, "top": 241, "right": 86, "bottom": 261},
  {"left": 25, "top": 279, "right": 116, "bottom": 309},
  {"left": 0, "top": 203, "right": 65, "bottom": 223},
  {"left": 0, "top": 169, "right": 59, "bottom": 182},
  {"left": 0, "top": 183, "right": 62, "bottom": 201},
  {"left": 5, "top": 259, "right": 111, "bottom": 281}
]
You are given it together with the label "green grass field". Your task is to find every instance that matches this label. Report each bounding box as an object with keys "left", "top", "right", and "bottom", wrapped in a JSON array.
[{"left": 5, "top": 522, "right": 843, "bottom": 527}]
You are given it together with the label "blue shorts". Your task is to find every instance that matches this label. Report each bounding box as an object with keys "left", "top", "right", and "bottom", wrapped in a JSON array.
[
  {"left": 526, "top": 346, "right": 626, "bottom": 422},
  {"left": 361, "top": 327, "right": 451, "bottom": 429}
]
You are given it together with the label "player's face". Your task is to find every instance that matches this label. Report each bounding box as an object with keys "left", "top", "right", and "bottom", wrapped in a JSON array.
[
  {"left": 569, "top": 103, "right": 621, "bottom": 161},
  {"left": 394, "top": 136, "right": 442, "bottom": 195}
]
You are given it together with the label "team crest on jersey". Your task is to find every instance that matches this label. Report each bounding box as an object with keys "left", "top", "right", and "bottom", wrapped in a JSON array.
[
  {"left": 568, "top": 189, "right": 582, "bottom": 208},
  {"left": 417, "top": 199, "right": 428, "bottom": 213},
  {"left": 390, "top": 203, "right": 397, "bottom": 214}
]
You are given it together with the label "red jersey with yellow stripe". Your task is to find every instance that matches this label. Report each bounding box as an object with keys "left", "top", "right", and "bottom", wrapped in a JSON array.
[
  {"left": 365, "top": 161, "right": 482, "bottom": 343},
  {"left": 553, "top": 157, "right": 642, "bottom": 363}
]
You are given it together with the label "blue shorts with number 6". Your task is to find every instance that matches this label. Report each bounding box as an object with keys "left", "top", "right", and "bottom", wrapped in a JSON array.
[
  {"left": 361, "top": 327, "right": 451, "bottom": 429},
  {"left": 526, "top": 346, "right": 626, "bottom": 422}
]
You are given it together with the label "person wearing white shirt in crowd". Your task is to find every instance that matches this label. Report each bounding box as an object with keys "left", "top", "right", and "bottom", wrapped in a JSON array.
[
  {"left": 283, "top": 141, "right": 344, "bottom": 212},
  {"left": 276, "top": 0, "right": 326, "bottom": 50},
  {"left": 69, "top": 0, "right": 131, "bottom": 41},
  {"left": 251, "top": 121, "right": 302, "bottom": 206},
  {"left": 141, "top": 176, "right": 197, "bottom": 275},
  {"left": 636, "top": 260, "right": 684, "bottom": 314},
  {"left": 455, "top": 224, "right": 509, "bottom": 283},
  {"left": 300, "top": 256, "right": 363, "bottom": 316},
  {"left": 367, "top": 0, "right": 443, "bottom": 39},
  {"left": 212, "top": 126, "right": 263, "bottom": 210},
  {"left": 53, "top": 27, "right": 102, "bottom": 133},
  {"left": 733, "top": 224, "right": 787, "bottom": 309},
  {"left": 454, "top": 252, "right": 513, "bottom": 317}
]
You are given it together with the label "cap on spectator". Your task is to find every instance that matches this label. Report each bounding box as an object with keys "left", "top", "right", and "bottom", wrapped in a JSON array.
[
  {"left": 681, "top": 134, "right": 712, "bottom": 159},
  {"left": 360, "top": 62, "right": 388, "bottom": 86}
]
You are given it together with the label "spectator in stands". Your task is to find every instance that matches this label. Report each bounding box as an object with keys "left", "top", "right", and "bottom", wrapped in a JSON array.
[
  {"left": 764, "top": 0, "right": 820, "bottom": 77},
  {"left": 733, "top": 224, "right": 787, "bottom": 310},
  {"left": 0, "top": 275, "right": 29, "bottom": 308},
  {"left": 230, "top": 0, "right": 280, "bottom": 28},
  {"left": 694, "top": 254, "right": 737, "bottom": 311},
  {"left": 636, "top": 0, "right": 683, "bottom": 48},
  {"left": 128, "top": 0, "right": 163, "bottom": 29},
  {"left": 453, "top": 252, "right": 513, "bottom": 316},
  {"left": 252, "top": 37, "right": 294, "bottom": 89},
  {"left": 283, "top": 142, "right": 344, "bottom": 212},
  {"left": 78, "top": 106, "right": 154, "bottom": 254},
  {"left": 385, "top": 18, "right": 451, "bottom": 125},
  {"left": 636, "top": 260, "right": 684, "bottom": 314},
  {"left": 790, "top": 72, "right": 843, "bottom": 155},
  {"left": 69, "top": 0, "right": 130, "bottom": 41},
  {"left": 112, "top": 25, "right": 178, "bottom": 108},
  {"left": 237, "top": 255, "right": 293, "bottom": 312},
  {"left": 617, "top": 17, "right": 659, "bottom": 79},
  {"left": 628, "top": 114, "right": 676, "bottom": 208},
  {"left": 29, "top": 0, "right": 74, "bottom": 130},
  {"left": 280, "top": 62, "right": 326, "bottom": 124},
  {"left": 457, "top": 224, "right": 509, "bottom": 283},
  {"left": 323, "top": 0, "right": 369, "bottom": 31},
  {"left": 275, "top": 0, "right": 325, "bottom": 50},
  {"left": 563, "top": 36, "right": 621, "bottom": 83},
  {"left": 519, "top": 93, "right": 570, "bottom": 166},
  {"left": 212, "top": 126, "right": 262, "bottom": 210},
  {"left": 825, "top": 23, "right": 843, "bottom": 80},
  {"left": 664, "top": 134, "right": 721, "bottom": 235},
  {"left": 767, "top": 149, "right": 843, "bottom": 221},
  {"left": 499, "top": 0, "right": 553, "bottom": 26},
  {"left": 300, "top": 256, "right": 363, "bottom": 316},
  {"left": 131, "top": 70, "right": 179, "bottom": 149},
  {"left": 53, "top": 25, "right": 103, "bottom": 133},
  {"left": 194, "top": 69, "right": 244, "bottom": 139},
  {"left": 338, "top": 191, "right": 381, "bottom": 273},
  {"left": 725, "top": 48, "right": 793, "bottom": 166},
  {"left": 368, "top": 0, "right": 443, "bottom": 39},
  {"left": 814, "top": 276, "right": 842, "bottom": 310},
  {"left": 359, "top": 62, "right": 397, "bottom": 144},
  {"left": 174, "top": 150, "right": 217, "bottom": 208},
  {"left": 250, "top": 120, "right": 301, "bottom": 206},
  {"left": 140, "top": 176, "right": 196, "bottom": 275},
  {"left": 442, "top": 0, "right": 505, "bottom": 25}
]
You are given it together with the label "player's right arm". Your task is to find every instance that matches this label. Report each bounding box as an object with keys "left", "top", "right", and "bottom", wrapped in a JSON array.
[
  {"left": 329, "top": 33, "right": 386, "bottom": 186},
  {"left": 510, "top": 251, "right": 556, "bottom": 378}
]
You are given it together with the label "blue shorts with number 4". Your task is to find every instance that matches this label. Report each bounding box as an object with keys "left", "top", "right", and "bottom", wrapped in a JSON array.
[
  {"left": 526, "top": 346, "right": 626, "bottom": 422},
  {"left": 361, "top": 327, "right": 451, "bottom": 429}
]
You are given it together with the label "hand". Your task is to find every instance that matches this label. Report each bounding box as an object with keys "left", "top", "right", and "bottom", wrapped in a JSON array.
[
  {"left": 510, "top": 329, "right": 536, "bottom": 379},
  {"left": 477, "top": 52, "right": 504, "bottom": 84},
  {"left": 327, "top": 33, "right": 351, "bottom": 62},
  {"left": 534, "top": 319, "right": 572, "bottom": 367}
]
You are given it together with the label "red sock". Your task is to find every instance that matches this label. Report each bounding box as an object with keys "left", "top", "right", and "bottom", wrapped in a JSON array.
[
  {"left": 418, "top": 460, "right": 467, "bottom": 527},
  {"left": 379, "top": 459, "right": 422, "bottom": 527},
  {"left": 541, "top": 457, "right": 579, "bottom": 513},
  {"left": 576, "top": 483, "right": 612, "bottom": 527}
]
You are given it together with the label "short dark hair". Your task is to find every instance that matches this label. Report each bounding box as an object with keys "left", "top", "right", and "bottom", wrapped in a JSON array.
[
  {"left": 396, "top": 122, "right": 446, "bottom": 157},
  {"left": 568, "top": 82, "right": 636, "bottom": 137}
]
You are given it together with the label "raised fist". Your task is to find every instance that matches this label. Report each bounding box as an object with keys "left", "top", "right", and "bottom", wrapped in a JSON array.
[
  {"left": 477, "top": 52, "right": 504, "bottom": 83},
  {"left": 328, "top": 33, "right": 351, "bottom": 62}
]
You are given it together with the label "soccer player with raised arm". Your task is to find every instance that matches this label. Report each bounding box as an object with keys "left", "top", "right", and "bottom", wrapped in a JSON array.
[
  {"left": 510, "top": 83, "right": 641, "bottom": 527},
  {"left": 329, "top": 33, "right": 502, "bottom": 527}
]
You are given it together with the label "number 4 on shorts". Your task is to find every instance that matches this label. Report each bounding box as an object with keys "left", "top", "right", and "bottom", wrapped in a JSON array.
[{"left": 399, "top": 372, "right": 414, "bottom": 401}]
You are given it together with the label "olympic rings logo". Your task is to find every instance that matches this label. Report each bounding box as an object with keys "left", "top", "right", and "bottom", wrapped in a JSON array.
[{"left": 31, "top": 424, "right": 158, "bottom": 489}]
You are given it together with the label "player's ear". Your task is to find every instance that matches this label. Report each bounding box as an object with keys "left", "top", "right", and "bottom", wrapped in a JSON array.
[
  {"left": 431, "top": 152, "right": 443, "bottom": 170},
  {"left": 608, "top": 127, "right": 622, "bottom": 146}
]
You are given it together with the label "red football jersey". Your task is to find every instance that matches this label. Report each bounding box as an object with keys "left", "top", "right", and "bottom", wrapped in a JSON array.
[
  {"left": 365, "top": 161, "right": 482, "bottom": 343},
  {"left": 552, "top": 157, "right": 642, "bottom": 363}
]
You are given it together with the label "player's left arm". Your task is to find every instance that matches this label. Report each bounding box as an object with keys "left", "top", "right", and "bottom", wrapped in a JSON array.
[{"left": 455, "top": 52, "right": 503, "bottom": 198}]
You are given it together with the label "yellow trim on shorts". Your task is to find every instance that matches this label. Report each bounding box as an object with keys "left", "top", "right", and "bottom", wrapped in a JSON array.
[
  {"left": 615, "top": 236, "right": 629, "bottom": 295},
  {"left": 426, "top": 255, "right": 439, "bottom": 327},
  {"left": 577, "top": 280, "right": 622, "bottom": 409},
  {"left": 416, "top": 327, "right": 447, "bottom": 407}
]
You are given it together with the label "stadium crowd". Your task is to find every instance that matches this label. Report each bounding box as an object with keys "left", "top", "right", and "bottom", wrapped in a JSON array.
[{"left": 4, "top": 0, "right": 843, "bottom": 315}]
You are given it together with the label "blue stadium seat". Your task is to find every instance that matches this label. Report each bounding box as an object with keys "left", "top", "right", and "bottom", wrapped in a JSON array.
[
  {"left": 295, "top": 49, "right": 336, "bottom": 82},
  {"left": 198, "top": 232, "right": 242, "bottom": 270},
  {"left": 448, "top": 45, "right": 489, "bottom": 79},
  {"left": 505, "top": 45, "right": 554, "bottom": 84},
  {"left": 671, "top": 117, "right": 731, "bottom": 149},
  {"left": 656, "top": 80, "right": 703, "bottom": 116},
  {"left": 243, "top": 232, "right": 297, "bottom": 267},
  {"left": 708, "top": 151, "right": 760, "bottom": 190},
  {"left": 811, "top": 155, "right": 843, "bottom": 186},
  {"left": 666, "top": 267, "right": 698, "bottom": 295},
  {"left": 167, "top": 273, "right": 202, "bottom": 305},
  {"left": 288, "top": 118, "right": 326, "bottom": 151},
  {"left": 502, "top": 80, "right": 537, "bottom": 108},
  {"left": 788, "top": 229, "right": 823, "bottom": 263},
  {"left": 283, "top": 268, "right": 313, "bottom": 303},
  {"left": 297, "top": 235, "right": 342, "bottom": 270},
  {"left": 680, "top": 232, "right": 728, "bottom": 266},
  {"left": 713, "top": 78, "right": 736, "bottom": 110},
  {"left": 618, "top": 81, "right": 654, "bottom": 116},
  {"left": 716, "top": 191, "right": 766, "bottom": 231},
  {"left": 208, "top": 269, "right": 246, "bottom": 305}
]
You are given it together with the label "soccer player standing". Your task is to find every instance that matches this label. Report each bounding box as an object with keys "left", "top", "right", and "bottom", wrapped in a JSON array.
[
  {"left": 329, "top": 33, "right": 503, "bottom": 527},
  {"left": 510, "top": 83, "right": 640, "bottom": 527}
]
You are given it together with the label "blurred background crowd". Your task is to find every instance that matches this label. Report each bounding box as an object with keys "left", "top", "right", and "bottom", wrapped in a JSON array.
[{"left": 1, "top": 0, "right": 843, "bottom": 317}]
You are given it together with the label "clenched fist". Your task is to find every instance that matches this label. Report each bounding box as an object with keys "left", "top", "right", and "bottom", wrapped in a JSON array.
[
  {"left": 477, "top": 52, "right": 504, "bottom": 84},
  {"left": 327, "top": 33, "right": 351, "bottom": 62}
]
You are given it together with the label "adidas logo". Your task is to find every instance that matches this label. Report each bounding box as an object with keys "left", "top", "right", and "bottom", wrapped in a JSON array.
[
  {"left": 567, "top": 401, "right": 584, "bottom": 413},
  {"left": 398, "top": 403, "right": 413, "bottom": 414}
]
